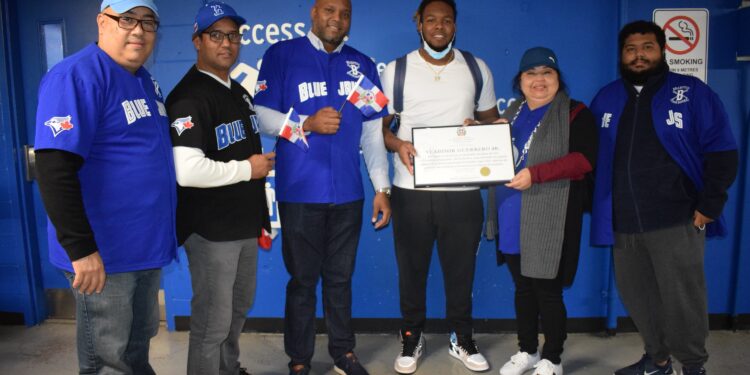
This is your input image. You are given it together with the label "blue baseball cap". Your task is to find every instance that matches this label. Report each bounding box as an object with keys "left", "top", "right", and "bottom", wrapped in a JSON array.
[
  {"left": 193, "top": 1, "right": 246, "bottom": 36},
  {"left": 100, "top": 0, "right": 159, "bottom": 17},
  {"left": 519, "top": 47, "right": 559, "bottom": 73}
]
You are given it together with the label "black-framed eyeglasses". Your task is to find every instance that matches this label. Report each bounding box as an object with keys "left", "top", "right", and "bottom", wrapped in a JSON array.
[
  {"left": 103, "top": 13, "right": 159, "bottom": 32},
  {"left": 203, "top": 30, "right": 242, "bottom": 44}
]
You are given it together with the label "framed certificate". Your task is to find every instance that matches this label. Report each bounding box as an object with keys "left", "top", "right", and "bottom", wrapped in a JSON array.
[{"left": 411, "top": 124, "right": 515, "bottom": 188}]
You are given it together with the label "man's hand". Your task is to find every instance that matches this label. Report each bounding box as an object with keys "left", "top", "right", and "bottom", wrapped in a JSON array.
[
  {"left": 303, "top": 107, "right": 341, "bottom": 134},
  {"left": 463, "top": 118, "right": 480, "bottom": 126},
  {"left": 249, "top": 152, "right": 276, "bottom": 179},
  {"left": 71, "top": 252, "right": 105, "bottom": 295},
  {"left": 371, "top": 192, "right": 391, "bottom": 229},
  {"left": 505, "top": 168, "right": 533, "bottom": 191},
  {"left": 396, "top": 140, "right": 418, "bottom": 175},
  {"left": 693, "top": 210, "right": 714, "bottom": 230}
]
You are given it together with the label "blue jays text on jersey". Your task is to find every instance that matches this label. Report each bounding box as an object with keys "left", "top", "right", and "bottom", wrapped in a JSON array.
[
  {"left": 253, "top": 36, "right": 387, "bottom": 204},
  {"left": 34, "top": 43, "right": 177, "bottom": 273},
  {"left": 589, "top": 72, "right": 737, "bottom": 244}
]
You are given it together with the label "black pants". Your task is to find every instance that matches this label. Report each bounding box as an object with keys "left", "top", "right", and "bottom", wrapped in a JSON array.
[
  {"left": 506, "top": 254, "right": 566, "bottom": 364},
  {"left": 391, "top": 187, "right": 483, "bottom": 335}
]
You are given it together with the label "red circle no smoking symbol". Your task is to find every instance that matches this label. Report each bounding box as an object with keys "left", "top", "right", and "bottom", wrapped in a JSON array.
[{"left": 663, "top": 15, "right": 700, "bottom": 55}]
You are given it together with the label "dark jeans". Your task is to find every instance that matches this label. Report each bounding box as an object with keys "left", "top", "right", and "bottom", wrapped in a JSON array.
[
  {"left": 506, "top": 255, "right": 566, "bottom": 364},
  {"left": 391, "top": 187, "right": 483, "bottom": 335},
  {"left": 64, "top": 269, "right": 161, "bottom": 375},
  {"left": 279, "top": 200, "right": 364, "bottom": 368}
]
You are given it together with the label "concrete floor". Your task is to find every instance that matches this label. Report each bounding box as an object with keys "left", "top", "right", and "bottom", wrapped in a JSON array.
[{"left": 0, "top": 321, "right": 748, "bottom": 374}]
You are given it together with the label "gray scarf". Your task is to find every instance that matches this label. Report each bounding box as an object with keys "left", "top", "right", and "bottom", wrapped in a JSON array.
[{"left": 487, "top": 91, "right": 571, "bottom": 279}]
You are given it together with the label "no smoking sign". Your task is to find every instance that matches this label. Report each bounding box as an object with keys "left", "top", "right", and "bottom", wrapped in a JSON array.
[{"left": 654, "top": 9, "right": 709, "bottom": 83}]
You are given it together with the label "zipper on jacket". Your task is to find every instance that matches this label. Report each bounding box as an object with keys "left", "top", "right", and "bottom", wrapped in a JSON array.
[{"left": 626, "top": 93, "right": 644, "bottom": 232}]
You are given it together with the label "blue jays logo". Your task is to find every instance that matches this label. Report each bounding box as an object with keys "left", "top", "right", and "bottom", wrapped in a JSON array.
[
  {"left": 671, "top": 86, "right": 690, "bottom": 104},
  {"left": 345, "top": 60, "right": 361, "bottom": 78},
  {"left": 44, "top": 115, "right": 74, "bottom": 137},
  {"left": 255, "top": 80, "right": 268, "bottom": 95},
  {"left": 171, "top": 116, "right": 194, "bottom": 136}
]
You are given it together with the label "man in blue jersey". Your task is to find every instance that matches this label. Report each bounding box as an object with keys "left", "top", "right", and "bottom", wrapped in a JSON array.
[
  {"left": 34, "top": 1, "right": 176, "bottom": 373},
  {"left": 253, "top": 0, "right": 390, "bottom": 374},
  {"left": 590, "top": 21, "right": 738, "bottom": 375}
]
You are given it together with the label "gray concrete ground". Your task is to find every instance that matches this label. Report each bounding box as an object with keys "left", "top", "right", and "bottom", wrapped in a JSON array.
[{"left": 0, "top": 321, "right": 747, "bottom": 374}]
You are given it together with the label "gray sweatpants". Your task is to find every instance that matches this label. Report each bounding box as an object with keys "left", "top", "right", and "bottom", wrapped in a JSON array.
[
  {"left": 613, "top": 220, "right": 708, "bottom": 368},
  {"left": 184, "top": 233, "right": 259, "bottom": 375}
]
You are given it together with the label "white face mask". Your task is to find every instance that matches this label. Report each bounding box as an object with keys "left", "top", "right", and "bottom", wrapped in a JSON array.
[{"left": 420, "top": 30, "right": 454, "bottom": 60}]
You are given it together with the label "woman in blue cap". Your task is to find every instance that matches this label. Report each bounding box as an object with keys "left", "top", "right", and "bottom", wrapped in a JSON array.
[{"left": 489, "top": 47, "right": 598, "bottom": 375}]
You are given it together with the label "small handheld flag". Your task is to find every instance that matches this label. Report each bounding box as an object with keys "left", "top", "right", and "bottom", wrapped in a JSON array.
[
  {"left": 344, "top": 75, "right": 389, "bottom": 117},
  {"left": 278, "top": 107, "right": 309, "bottom": 152}
]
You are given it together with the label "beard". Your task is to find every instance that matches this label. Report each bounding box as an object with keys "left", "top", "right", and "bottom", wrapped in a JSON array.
[{"left": 619, "top": 57, "right": 668, "bottom": 85}]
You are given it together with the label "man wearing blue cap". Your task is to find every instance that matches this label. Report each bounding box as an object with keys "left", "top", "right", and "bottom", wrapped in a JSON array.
[
  {"left": 166, "top": 2, "right": 275, "bottom": 375},
  {"left": 34, "top": 0, "right": 175, "bottom": 374}
]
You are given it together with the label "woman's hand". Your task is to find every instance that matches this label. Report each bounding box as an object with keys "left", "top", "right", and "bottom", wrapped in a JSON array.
[{"left": 505, "top": 168, "right": 532, "bottom": 190}]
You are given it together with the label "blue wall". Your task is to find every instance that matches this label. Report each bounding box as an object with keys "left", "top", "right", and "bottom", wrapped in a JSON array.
[{"left": 1, "top": 0, "right": 747, "bottom": 329}]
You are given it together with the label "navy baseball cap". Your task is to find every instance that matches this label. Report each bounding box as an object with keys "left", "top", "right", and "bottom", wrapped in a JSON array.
[
  {"left": 193, "top": 1, "right": 246, "bottom": 36},
  {"left": 519, "top": 47, "right": 559, "bottom": 73},
  {"left": 101, "top": 0, "right": 159, "bottom": 17}
]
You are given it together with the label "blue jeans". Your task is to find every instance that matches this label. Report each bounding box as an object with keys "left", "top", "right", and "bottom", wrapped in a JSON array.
[
  {"left": 65, "top": 269, "right": 161, "bottom": 375},
  {"left": 279, "top": 200, "right": 363, "bottom": 369}
]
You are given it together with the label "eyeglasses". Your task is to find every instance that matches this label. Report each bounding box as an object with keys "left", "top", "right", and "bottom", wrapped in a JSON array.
[
  {"left": 103, "top": 13, "right": 159, "bottom": 32},
  {"left": 203, "top": 30, "right": 242, "bottom": 44}
]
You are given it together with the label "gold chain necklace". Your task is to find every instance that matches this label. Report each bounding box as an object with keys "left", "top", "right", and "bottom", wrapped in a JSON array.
[{"left": 424, "top": 50, "right": 454, "bottom": 81}]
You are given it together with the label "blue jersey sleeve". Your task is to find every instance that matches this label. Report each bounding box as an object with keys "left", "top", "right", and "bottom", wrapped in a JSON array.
[
  {"left": 253, "top": 44, "right": 285, "bottom": 112},
  {"left": 694, "top": 84, "right": 737, "bottom": 153},
  {"left": 34, "top": 71, "right": 100, "bottom": 158}
]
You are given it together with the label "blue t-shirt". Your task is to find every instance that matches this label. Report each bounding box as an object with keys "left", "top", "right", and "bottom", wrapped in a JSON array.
[
  {"left": 34, "top": 43, "right": 177, "bottom": 273},
  {"left": 253, "top": 37, "right": 387, "bottom": 204},
  {"left": 496, "top": 102, "right": 549, "bottom": 254}
]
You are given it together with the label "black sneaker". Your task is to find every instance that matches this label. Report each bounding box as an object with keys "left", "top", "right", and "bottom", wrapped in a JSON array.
[
  {"left": 681, "top": 366, "right": 706, "bottom": 375},
  {"left": 394, "top": 330, "right": 425, "bottom": 374},
  {"left": 614, "top": 354, "right": 674, "bottom": 375},
  {"left": 334, "top": 352, "right": 370, "bottom": 375},
  {"left": 239, "top": 367, "right": 251, "bottom": 375}
]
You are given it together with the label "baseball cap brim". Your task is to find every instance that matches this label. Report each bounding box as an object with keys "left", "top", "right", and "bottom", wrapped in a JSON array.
[{"left": 101, "top": 0, "right": 159, "bottom": 17}]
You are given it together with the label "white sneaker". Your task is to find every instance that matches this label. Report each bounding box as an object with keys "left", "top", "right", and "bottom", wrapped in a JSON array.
[
  {"left": 499, "top": 351, "right": 540, "bottom": 375},
  {"left": 532, "top": 359, "right": 563, "bottom": 375},
  {"left": 394, "top": 330, "right": 425, "bottom": 374},
  {"left": 448, "top": 332, "right": 490, "bottom": 372}
]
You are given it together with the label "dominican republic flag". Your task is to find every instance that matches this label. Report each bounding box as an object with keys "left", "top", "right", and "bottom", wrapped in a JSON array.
[
  {"left": 279, "top": 107, "right": 309, "bottom": 151},
  {"left": 346, "top": 75, "right": 389, "bottom": 117}
]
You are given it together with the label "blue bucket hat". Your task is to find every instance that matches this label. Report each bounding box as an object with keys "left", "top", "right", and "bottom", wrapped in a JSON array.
[
  {"left": 193, "top": 1, "right": 246, "bottom": 36},
  {"left": 101, "top": 0, "right": 159, "bottom": 18},
  {"left": 519, "top": 47, "right": 559, "bottom": 73}
]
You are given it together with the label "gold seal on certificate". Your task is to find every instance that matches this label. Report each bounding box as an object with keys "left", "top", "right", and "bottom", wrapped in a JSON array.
[{"left": 411, "top": 124, "right": 515, "bottom": 188}]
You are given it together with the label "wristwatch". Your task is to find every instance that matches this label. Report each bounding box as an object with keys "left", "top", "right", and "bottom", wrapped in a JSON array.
[{"left": 376, "top": 187, "right": 392, "bottom": 198}]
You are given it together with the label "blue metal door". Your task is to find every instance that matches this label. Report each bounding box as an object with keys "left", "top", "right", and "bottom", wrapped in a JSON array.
[{"left": 0, "top": 0, "right": 100, "bottom": 325}]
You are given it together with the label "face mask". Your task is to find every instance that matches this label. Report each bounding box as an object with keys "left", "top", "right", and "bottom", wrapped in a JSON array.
[{"left": 420, "top": 30, "right": 454, "bottom": 60}]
